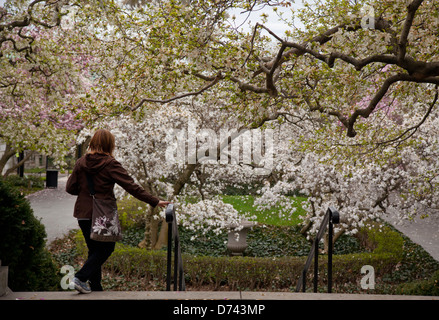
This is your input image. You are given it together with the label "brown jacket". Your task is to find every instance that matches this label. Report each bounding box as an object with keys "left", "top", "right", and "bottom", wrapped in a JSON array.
[{"left": 66, "top": 153, "right": 160, "bottom": 219}]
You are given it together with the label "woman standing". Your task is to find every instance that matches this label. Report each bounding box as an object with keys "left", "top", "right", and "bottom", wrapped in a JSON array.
[{"left": 66, "top": 129, "right": 169, "bottom": 293}]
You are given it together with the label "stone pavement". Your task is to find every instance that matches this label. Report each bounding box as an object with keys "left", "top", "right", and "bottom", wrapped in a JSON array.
[
  {"left": 2, "top": 291, "right": 435, "bottom": 320},
  {"left": 26, "top": 175, "right": 78, "bottom": 243},
  {"left": 1, "top": 290, "right": 437, "bottom": 300},
  {"left": 382, "top": 208, "right": 439, "bottom": 262}
]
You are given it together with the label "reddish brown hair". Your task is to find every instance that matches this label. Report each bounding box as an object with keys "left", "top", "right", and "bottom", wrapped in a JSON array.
[{"left": 88, "top": 129, "right": 115, "bottom": 157}]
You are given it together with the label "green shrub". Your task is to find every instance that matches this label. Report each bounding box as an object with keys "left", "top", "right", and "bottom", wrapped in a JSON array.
[
  {"left": 177, "top": 227, "right": 228, "bottom": 257},
  {"left": 0, "top": 180, "right": 58, "bottom": 291},
  {"left": 3, "top": 175, "right": 45, "bottom": 194},
  {"left": 97, "top": 224, "right": 406, "bottom": 292},
  {"left": 73, "top": 211, "right": 437, "bottom": 294},
  {"left": 364, "top": 224, "right": 404, "bottom": 258},
  {"left": 247, "top": 225, "right": 311, "bottom": 257},
  {"left": 386, "top": 233, "right": 439, "bottom": 285},
  {"left": 104, "top": 244, "right": 304, "bottom": 290},
  {"left": 117, "top": 196, "right": 149, "bottom": 230},
  {"left": 49, "top": 230, "right": 81, "bottom": 268},
  {"left": 247, "top": 225, "right": 364, "bottom": 257},
  {"left": 396, "top": 270, "right": 439, "bottom": 296}
]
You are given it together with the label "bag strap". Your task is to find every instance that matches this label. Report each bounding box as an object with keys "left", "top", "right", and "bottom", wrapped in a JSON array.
[{"left": 85, "top": 173, "right": 96, "bottom": 197}]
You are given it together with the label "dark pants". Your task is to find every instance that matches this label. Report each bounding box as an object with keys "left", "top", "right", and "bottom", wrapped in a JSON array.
[{"left": 75, "top": 219, "right": 115, "bottom": 291}]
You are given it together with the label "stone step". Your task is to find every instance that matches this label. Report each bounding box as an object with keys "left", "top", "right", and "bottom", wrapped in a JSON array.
[{"left": 1, "top": 290, "right": 437, "bottom": 300}]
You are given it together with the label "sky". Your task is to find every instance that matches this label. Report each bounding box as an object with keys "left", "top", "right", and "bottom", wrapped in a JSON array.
[
  {"left": 228, "top": 1, "right": 306, "bottom": 36},
  {"left": 0, "top": 0, "right": 307, "bottom": 41},
  {"left": 0, "top": 0, "right": 306, "bottom": 33}
]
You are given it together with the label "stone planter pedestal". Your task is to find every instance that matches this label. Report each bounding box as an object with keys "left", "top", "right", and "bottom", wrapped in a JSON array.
[{"left": 227, "top": 219, "right": 256, "bottom": 256}]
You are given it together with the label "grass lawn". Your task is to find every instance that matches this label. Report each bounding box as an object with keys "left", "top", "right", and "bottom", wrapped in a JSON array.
[{"left": 222, "top": 195, "right": 307, "bottom": 226}]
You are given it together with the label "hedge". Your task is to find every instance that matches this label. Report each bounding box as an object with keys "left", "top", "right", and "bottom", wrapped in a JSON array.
[
  {"left": 0, "top": 179, "right": 58, "bottom": 291},
  {"left": 105, "top": 248, "right": 304, "bottom": 290},
  {"left": 74, "top": 223, "right": 406, "bottom": 292},
  {"left": 396, "top": 270, "right": 439, "bottom": 296}
]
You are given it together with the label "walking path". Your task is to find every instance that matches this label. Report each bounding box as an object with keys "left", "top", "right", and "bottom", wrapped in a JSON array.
[
  {"left": 26, "top": 175, "right": 78, "bottom": 244},
  {"left": 382, "top": 208, "right": 439, "bottom": 262}
]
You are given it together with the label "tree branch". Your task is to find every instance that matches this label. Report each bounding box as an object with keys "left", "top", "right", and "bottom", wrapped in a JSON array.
[
  {"left": 398, "top": 0, "right": 424, "bottom": 63},
  {"left": 132, "top": 73, "right": 223, "bottom": 111},
  {"left": 0, "top": 0, "right": 66, "bottom": 57},
  {"left": 376, "top": 84, "right": 438, "bottom": 147},
  {"left": 3, "top": 151, "right": 35, "bottom": 177},
  {"left": 347, "top": 74, "right": 439, "bottom": 137}
]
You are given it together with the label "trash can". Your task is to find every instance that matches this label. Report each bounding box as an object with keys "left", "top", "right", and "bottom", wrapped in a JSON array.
[{"left": 46, "top": 169, "right": 58, "bottom": 188}]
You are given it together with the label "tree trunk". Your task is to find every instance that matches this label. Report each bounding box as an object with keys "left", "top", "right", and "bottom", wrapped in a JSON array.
[
  {"left": 0, "top": 143, "right": 16, "bottom": 177},
  {"left": 300, "top": 219, "right": 313, "bottom": 235},
  {"left": 138, "top": 206, "right": 160, "bottom": 249},
  {"left": 1, "top": 148, "right": 35, "bottom": 177},
  {"left": 151, "top": 163, "right": 199, "bottom": 249},
  {"left": 139, "top": 163, "right": 199, "bottom": 249},
  {"left": 139, "top": 216, "right": 167, "bottom": 250},
  {"left": 172, "top": 163, "right": 198, "bottom": 196},
  {"left": 153, "top": 221, "right": 168, "bottom": 250},
  {"left": 323, "top": 228, "right": 345, "bottom": 253}
]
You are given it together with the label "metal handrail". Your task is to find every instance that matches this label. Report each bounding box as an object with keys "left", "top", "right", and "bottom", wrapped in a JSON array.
[
  {"left": 295, "top": 206, "right": 340, "bottom": 293},
  {"left": 165, "top": 204, "right": 185, "bottom": 291}
]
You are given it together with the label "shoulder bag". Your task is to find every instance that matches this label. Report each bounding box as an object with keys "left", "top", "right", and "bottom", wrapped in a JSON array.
[{"left": 86, "top": 173, "right": 122, "bottom": 242}]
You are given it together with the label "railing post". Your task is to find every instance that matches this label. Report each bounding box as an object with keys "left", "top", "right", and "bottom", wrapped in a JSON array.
[
  {"left": 165, "top": 204, "right": 186, "bottom": 292},
  {"left": 174, "top": 236, "right": 178, "bottom": 291},
  {"left": 166, "top": 205, "right": 173, "bottom": 291},
  {"left": 313, "top": 237, "right": 319, "bottom": 293},
  {"left": 328, "top": 212, "right": 333, "bottom": 293},
  {"left": 327, "top": 206, "right": 339, "bottom": 293},
  {"left": 296, "top": 206, "right": 340, "bottom": 293},
  {"left": 302, "top": 270, "right": 306, "bottom": 293}
]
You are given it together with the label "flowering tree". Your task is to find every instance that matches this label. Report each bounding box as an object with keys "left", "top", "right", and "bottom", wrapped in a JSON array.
[
  {"left": 229, "top": 0, "right": 439, "bottom": 248},
  {"left": 65, "top": 0, "right": 439, "bottom": 250},
  {"left": 77, "top": 0, "right": 439, "bottom": 146},
  {"left": 254, "top": 98, "right": 439, "bottom": 251},
  {"left": 4, "top": 0, "right": 438, "bottom": 250},
  {"left": 78, "top": 99, "right": 277, "bottom": 248},
  {"left": 0, "top": 0, "right": 91, "bottom": 175}
]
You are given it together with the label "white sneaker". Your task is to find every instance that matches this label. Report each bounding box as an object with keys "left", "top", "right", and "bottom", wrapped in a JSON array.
[{"left": 73, "top": 277, "right": 91, "bottom": 294}]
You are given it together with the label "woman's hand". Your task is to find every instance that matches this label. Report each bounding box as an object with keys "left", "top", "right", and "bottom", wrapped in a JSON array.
[{"left": 157, "top": 200, "right": 171, "bottom": 208}]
